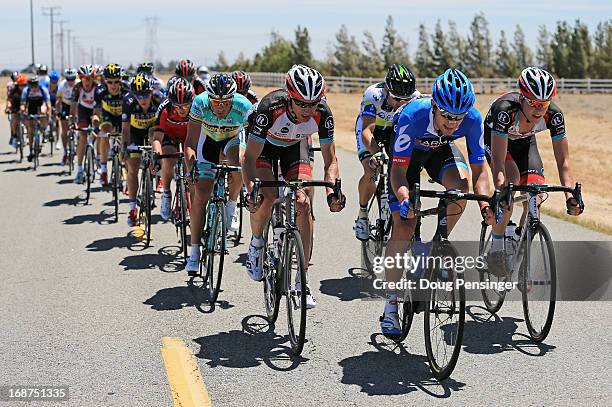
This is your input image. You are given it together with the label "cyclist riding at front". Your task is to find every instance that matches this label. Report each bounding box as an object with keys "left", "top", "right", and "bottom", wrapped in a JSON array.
[
  {"left": 354, "top": 64, "right": 422, "bottom": 241},
  {"left": 122, "top": 73, "right": 163, "bottom": 227},
  {"left": 6, "top": 74, "right": 27, "bottom": 148},
  {"left": 242, "top": 64, "right": 346, "bottom": 309},
  {"left": 70, "top": 64, "right": 99, "bottom": 184},
  {"left": 184, "top": 73, "right": 253, "bottom": 275},
  {"left": 167, "top": 59, "right": 207, "bottom": 95},
  {"left": 56, "top": 68, "right": 78, "bottom": 165},
  {"left": 136, "top": 62, "right": 164, "bottom": 93},
  {"left": 484, "top": 67, "right": 583, "bottom": 276},
  {"left": 93, "top": 63, "right": 126, "bottom": 187},
  {"left": 150, "top": 78, "right": 196, "bottom": 221},
  {"left": 20, "top": 76, "right": 51, "bottom": 162},
  {"left": 380, "top": 68, "right": 494, "bottom": 336}
]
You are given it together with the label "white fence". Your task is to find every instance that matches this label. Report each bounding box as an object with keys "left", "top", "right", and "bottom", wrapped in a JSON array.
[{"left": 248, "top": 72, "right": 612, "bottom": 94}]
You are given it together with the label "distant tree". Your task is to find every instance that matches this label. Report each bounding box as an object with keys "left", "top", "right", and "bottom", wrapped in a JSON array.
[
  {"left": 431, "top": 20, "right": 453, "bottom": 75},
  {"left": 591, "top": 20, "right": 612, "bottom": 78},
  {"left": 567, "top": 19, "right": 592, "bottom": 78},
  {"left": 381, "top": 15, "right": 411, "bottom": 68},
  {"left": 551, "top": 21, "right": 571, "bottom": 77},
  {"left": 213, "top": 51, "right": 229, "bottom": 71},
  {"left": 512, "top": 25, "right": 533, "bottom": 70},
  {"left": 253, "top": 31, "right": 293, "bottom": 73},
  {"left": 292, "top": 26, "right": 313, "bottom": 67},
  {"left": 332, "top": 25, "right": 364, "bottom": 76},
  {"left": 414, "top": 23, "right": 434, "bottom": 77},
  {"left": 359, "top": 31, "right": 385, "bottom": 77},
  {"left": 229, "top": 52, "right": 251, "bottom": 71},
  {"left": 495, "top": 30, "right": 519, "bottom": 77},
  {"left": 466, "top": 12, "right": 493, "bottom": 77},
  {"left": 447, "top": 20, "right": 467, "bottom": 72},
  {"left": 536, "top": 25, "right": 553, "bottom": 71}
]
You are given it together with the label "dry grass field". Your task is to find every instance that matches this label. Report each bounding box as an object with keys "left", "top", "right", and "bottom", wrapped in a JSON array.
[{"left": 1, "top": 76, "right": 608, "bottom": 233}]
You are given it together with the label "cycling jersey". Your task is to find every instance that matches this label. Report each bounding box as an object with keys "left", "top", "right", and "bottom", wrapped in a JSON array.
[
  {"left": 247, "top": 89, "right": 334, "bottom": 147},
  {"left": 189, "top": 92, "right": 252, "bottom": 142},
  {"left": 7, "top": 86, "right": 23, "bottom": 113},
  {"left": 122, "top": 94, "right": 161, "bottom": 146},
  {"left": 355, "top": 82, "right": 421, "bottom": 160},
  {"left": 57, "top": 80, "right": 77, "bottom": 105},
  {"left": 73, "top": 81, "right": 97, "bottom": 109},
  {"left": 21, "top": 86, "right": 50, "bottom": 114},
  {"left": 484, "top": 91, "right": 566, "bottom": 142},
  {"left": 154, "top": 98, "right": 189, "bottom": 145},
  {"left": 94, "top": 83, "right": 126, "bottom": 129},
  {"left": 39, "top": 75, "right": 50, "bottom": 90},
  {"left": 392, "top": 97, "right": 485, "bottom": 167}
]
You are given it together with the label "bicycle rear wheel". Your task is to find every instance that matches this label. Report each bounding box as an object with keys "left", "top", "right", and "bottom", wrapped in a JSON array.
[
  {"left": 424, "top": 242, "right": 465, "bottom": 381},
  {"left": 33, "top": 129, "right": 40, "bottom": 170},
  {"left": 262, "top": 219, "right": 281, "bottom": 324},
  {"left": 17, "top": 127, "right": 24, "bottom": 163},
  {"left": 478, "top": 222, "right": 506, "bottom": 313},
  {"left": 521, "top": 223, "right": 556, "bottom": 342},
  {"left": 284, "top": 229, "right": 307, "bottom": 355},
  {"left": 112, "top": 153, "right": 120, "bottom": 223},
  {"left": 176, "top": 179, "right": 189, "bottom": 261},
  {"left": 361, "top": 190, "right": 390, "bottom": 275},
  {"left": 204, "top": 202, "right": 226, "bottom": 303}
]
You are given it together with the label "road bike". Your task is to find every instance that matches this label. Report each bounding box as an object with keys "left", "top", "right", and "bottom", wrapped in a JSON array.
[{"left": 73, "top": 125, "right": 98, "bottom": 204}]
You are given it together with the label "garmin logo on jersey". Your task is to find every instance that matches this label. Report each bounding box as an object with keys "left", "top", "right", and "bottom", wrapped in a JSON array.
[
  {"left": 256, "top": 114, "right": 268, "bottom": 126},
  {"left": 550, "top": 112, "right": 563, "bottom": 127},
  {"left": 324, "top": 116, "right": 334, "bottom": 130},
  {"left": 394, "top": 128, "right": 412, "bottom": 152}
]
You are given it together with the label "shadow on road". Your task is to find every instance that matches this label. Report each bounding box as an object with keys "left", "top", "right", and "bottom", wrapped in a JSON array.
[
  {"left": 86, "top": 234, "right": 141, "bottom": 252},
  {"left": 142, "top": 281, "right": 232, "bottom": 311},
  {"left": 193, "top": 315, "right": 307, "bottom": 372},
  {"left": 462, "top": 305, "right": 556, "bottom": 357},
  {"left": 0, "top": 158, "right": 17, "bottom": 164},
  {"left": 36, "top": 170, "right": 65, "bottom": 177},
  {"left": 3, "top": 166, "right": 31, "bottom": 172},
  {"left": 338, "top": 333, "right": 465, "bottom": 397},
  {"left": 43, "top": 197, "right": 79, "bottom": 207},
  {"left": 63, "top": 210, "right": 115, "bottom": 225},
  {"left": 319, "top": 267, "right": 381, "bottom": 302},
  {"left": 41, "top": 162, "right": 61, "bottom": 167},
  {"left": 56, "top": 178, "right": 73, "bottom": 185},
  {"left": 119, "top": 246, "right": 185, "bottom": 272}
]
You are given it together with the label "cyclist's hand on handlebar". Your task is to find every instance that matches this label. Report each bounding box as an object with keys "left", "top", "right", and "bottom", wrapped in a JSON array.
[
  {"left": 399, "top": 198, "right": 414, "bottom": 220},
  {"left": 481, "top": 205, "right": 495, "bottom": 225},
  {"left": 566, "top": 197, "right": 583, "bottom": 216},
  {"left": 367, "top": 151, "right": 384, "bottom": 170},
  {"left": 327, "top": 192, "right": 345, "bottom": 212}
]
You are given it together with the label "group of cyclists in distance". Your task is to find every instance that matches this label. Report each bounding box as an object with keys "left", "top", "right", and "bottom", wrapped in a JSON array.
[{"left": 4, "top": 57, "right": 584, "bottom": 337}]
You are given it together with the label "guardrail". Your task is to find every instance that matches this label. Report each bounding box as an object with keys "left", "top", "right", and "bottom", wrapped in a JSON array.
[{"left": 248, "top": 72, "right": 612, "bottom": 94}]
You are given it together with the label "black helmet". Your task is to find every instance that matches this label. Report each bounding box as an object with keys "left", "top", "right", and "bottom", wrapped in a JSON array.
[
  {"left": 131, "top": 73, "right": 152, "bottom": 95},
  {"left": 103, "top": 63, "right": 122, "bottom": 79},
  {"left": 205, "top": 73, "right": 237, "bottom": 99},
  {"left": 385, "top": 64, "right": 416, "bottom": 99},
  {"left": 136, "top": 62, "right": 154, "bottom": 75},
  {"left": 11, "top": 71, "right": 19, "bottom": 81}
]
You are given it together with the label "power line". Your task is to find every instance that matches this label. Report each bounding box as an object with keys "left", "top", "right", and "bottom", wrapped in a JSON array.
[
  {"left": 144, "top": 17, "right": 160, "bottom": 64},
  {"left": 57, "top": 19, "right": 68, "bottom": 71},
  {"left": 29, "top": 0, "right": 35, "bottom": 65},
  {"left": 42, "top": 6, "right": 61, "bottom": 69}
]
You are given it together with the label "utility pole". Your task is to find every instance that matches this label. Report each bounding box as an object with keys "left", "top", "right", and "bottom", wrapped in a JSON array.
[
  {"left": 30, "top": 0, "right": 35, "bottom": 66},
  {"left": 66, "top": 29, "right": 72, "bottom": 67},
  {"left": 42, "top": 6, "right": 61, "bottom": 69},
  {"left": 57, "top": 20, "right": 68, "bottom": 71}
]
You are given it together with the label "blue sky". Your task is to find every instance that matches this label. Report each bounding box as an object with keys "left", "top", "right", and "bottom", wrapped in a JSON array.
[{"left": 1, "top": 0, "right": 611, "bottom": 70}]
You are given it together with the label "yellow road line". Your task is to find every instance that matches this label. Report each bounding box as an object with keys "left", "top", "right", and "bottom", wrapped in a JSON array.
[{"left": 161, "top": 337, "right": 212, "bottom": 407}]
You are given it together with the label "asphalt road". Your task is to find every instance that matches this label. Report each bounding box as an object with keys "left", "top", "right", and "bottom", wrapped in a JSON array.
[{"left": 1, "top": 115, "right": 611, "bottom": 406}]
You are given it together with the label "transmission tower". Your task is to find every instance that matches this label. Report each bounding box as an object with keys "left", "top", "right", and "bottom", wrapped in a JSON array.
[{"left": 144, "top": 17, "right": 160, "bottom": 63}]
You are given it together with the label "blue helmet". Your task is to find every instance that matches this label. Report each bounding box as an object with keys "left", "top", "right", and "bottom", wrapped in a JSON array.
[
  {"left": 431, "top": 68, "right": 475, "bottom": 114},
  {"left": 49, "top": 70, "right": 60, "bottom": 82}
]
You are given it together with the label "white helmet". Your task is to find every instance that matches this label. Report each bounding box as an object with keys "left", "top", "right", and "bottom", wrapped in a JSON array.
[
  {"left": 518, "top": 67, "right": 557, "bottom": 101},
  {"left": 285, "top": 64, "right": 326, "bottom": 102}
]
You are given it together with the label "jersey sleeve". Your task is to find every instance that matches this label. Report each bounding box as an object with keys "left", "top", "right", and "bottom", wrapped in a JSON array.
[
  {"left": 465, "top": 110, "right": 486, "bottom": 164},
  {"left": 154, "top": 99, "right": 169, "bottom": 127},
  {"left": 247, "top": 98, "right": 274, "bottom": 144},
  {"left": 21, "top": 87, "right": 28, "bottom": 103},
  {"left": 359, "top": 89, "right": 378, "bottom": 118},
  {"left": 546, "top": 103, "right": 567, "bottom": 142},
  {"left": 189, "top": 94, "right": 205, "bottom": 123},
  {"left": 391, "top": 106, "right": 416, "bottom": 167},
  {"left": 122, "top": 95, "right": 133, "bottom": 122},
  {"left": 487, "top": 100, "right": 513, "bottom": 138},
  {"left": 93, "top": 85, "right": 104, "bottom": 108},
  {"left": 316, "top": 102, "right": 335, "bottom": 143},
  {"left": 42, "top": 87, "right": 50, "bottom": 102}
]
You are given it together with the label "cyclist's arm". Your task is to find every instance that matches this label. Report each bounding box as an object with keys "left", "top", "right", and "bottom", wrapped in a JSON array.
[
  {"left": 552, "top": 138, "right": 575, "bottom": 200},
  {"left": 466, "top": 118, "right": 491, "bottom": 202},
  {"left": 242, "top": 137, "right": 264, "bottom": 193},
  {"left": 184, "top": 121, "right": 199, "bottom": 173},
  {"left": 320, "top": 141, "right": 340, "bottom": 196},
  {"left": 490, "top": 134, "right": 508, "bottom": 190},
  {"left": 360, "top": 115, "right": 380, "bottom": 155},
  {"left": 121, "top": 120, "right": 131, "bottom": 147}
]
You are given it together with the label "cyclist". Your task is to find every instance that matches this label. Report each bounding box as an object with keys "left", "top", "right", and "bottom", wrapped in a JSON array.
[
  {"left": 37, "top": 64, "right": 50, "bottom": 89},
  {"left": 94, "top": 63, "right": 126, "bottom": 187},
  {"left": 184, "top": 73, "right": 252, "bottom": 274},
  {"left": 354, "top": 64, "right": 422, "bottom": 241},
  {"left": 6, "top": 71, "right": 18, "bottom": 98},
  {"left": 151, "top": 78, "right": 195, "bottom": 221},
  {"left": 242, "top": 64, "right": 345, "bottom": 309},
  {"left": 167, "top": 59, "right": 206, "bottom": 95},
  {"left": 70, "top": 64, "right": 99, "bottom": 184},
  {"left": 6, "top": 74, "right": 27, "bottom": 148},
  {"left": 380, "top": 68, "right": 493, "bottom": 335},
  {"left": 197, "top": 65, "right": 211, "bottom": 84},
  {"left": 122, "top": 73, "right": 162, "bottom": 226},
  {"left": 484, "top": 67, "right": 583, "bottom": 276},
  {"left": 232, "top": 71, "right": 258, "bottom": 104},
  {"left": 136, "top": 62, "right": 164, "bottom": 93},
  {"left": 120, "top": 69, "right": 132, "bottom": 94},
  {"left": 56, "top": 68, "right": 78, "bottom": 165},
  {"left": 20, "top": 76, "right": 51, "bottom": 161}
]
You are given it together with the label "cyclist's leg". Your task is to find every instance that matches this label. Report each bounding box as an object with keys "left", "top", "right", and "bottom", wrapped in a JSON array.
[
  {"left": 159, "top": 135, "right": 178, "bottom": 192},
  {"left": 516, "top": 137, "right": 545, "bottom": 226},
  {"left": 222, "top": 136, "right": 242, "bottom": 201},
  {"left": 98, "top": 120, "right": 113, "bottom": 184},
  {"left": 356, "top": 117, "right": 377, "bottom": 210},
  {"left": 76, "top": 105, "right": 93, "bottom": 169},
  {"left": 59, "top": 103, "right": 70, "bottom": 158}
]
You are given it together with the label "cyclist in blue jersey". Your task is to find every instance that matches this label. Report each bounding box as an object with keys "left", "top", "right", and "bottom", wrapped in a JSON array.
[
  {"left": 380, "top": 69, "right": 494, "bottom": 336},
  {"left": 184, "top": 73, "right": 253, "bottom": 275}
]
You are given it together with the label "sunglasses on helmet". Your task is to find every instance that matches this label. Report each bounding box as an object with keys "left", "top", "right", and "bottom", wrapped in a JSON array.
[{"left": 134, "top": 91, "right": 151, "bottom": 100}]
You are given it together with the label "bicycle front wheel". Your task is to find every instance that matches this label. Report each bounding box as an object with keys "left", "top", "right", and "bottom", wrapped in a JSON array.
[
  {"left": 205, "top": 202, "right": 226, "bottom": 303},
  {"left": 85, "top": 144, "right": 95, "bottom": 204},
  {"left": 284, "top": 229, "right": 307, "bottom": 355},
  {"left": 177, "top": 179, "right": 189, "bottom": 261},
  {"left": 361, "top": 191, "right": 389, "bottom": 275},
  {"left": 478, "top": 222, "right": 506, "bottom": 313},
  {"left": 424, "top": 242, "right": 465, "bottom": 381},
  {"left": 262, "top": 219, "right": 281, "bottom": 324},
  {"left": 521, "top": 223, "right": 556, "bottom": 342},
  {"left": 112, "top": 154, "right": 120, "bottom": 223},
  {"left": 33, "top": 130, "right": 40, "bottom": 170}
]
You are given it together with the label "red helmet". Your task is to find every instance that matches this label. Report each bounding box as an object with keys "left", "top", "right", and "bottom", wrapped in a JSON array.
[
  {"left": 15, "top": 74, "right": 28, "bottom": 85},
  {"left": 232, "top": 71, "right": 252, "bottom": 94},
  {"left": 167, "top": 77, "right": 195, "bottom": 105},
  {"left": 175, "top": 59, "right": 195, "bottom": 80},
  {"left": 518, "top": 67, "right": 557, "bottom": 101},
  {"left": 285, "top": 64, "right": 326, "bottom": 102}
]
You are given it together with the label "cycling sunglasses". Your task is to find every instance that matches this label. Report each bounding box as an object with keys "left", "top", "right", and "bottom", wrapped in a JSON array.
[
  {"left": 436, "top": 106, "right": 468, "bottom": 122},
  {"left": 291, "top": 98, "right": 319, "bottom": 109},
  {"left": 524, "top": 97, "right": 551, "bottom": 109},
  {"left": 106, "top": 79, "right": 121, "bottom": 85},
  {"left": 209, "top": 97, "right": 232, "bottom": 107},
  {"left": 134, "top": 91, "right": 151, "bottom": 100}
]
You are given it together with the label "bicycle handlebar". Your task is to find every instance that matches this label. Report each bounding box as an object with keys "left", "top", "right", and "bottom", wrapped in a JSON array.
[
  {"left": 498, "top": 181, "right": 584, "bottom": 214},
  {"left": 251, "top": 178, "right": 343, "bottom": 210}
]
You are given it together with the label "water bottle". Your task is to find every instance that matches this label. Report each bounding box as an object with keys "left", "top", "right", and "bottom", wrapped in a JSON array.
[
  {"left": 272, "top": 225, "right": 283, "bottom": 258},
  {"left": 504, "top": 221, "right": 518, "bottom": 256}
]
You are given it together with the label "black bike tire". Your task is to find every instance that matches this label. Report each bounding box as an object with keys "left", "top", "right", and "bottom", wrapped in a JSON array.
[
  {"left": 521, "top": 223, "right": 556, "bottom": 343},
  {"left": 206, "top": 202, "right": 226, "bottom": 303},
  {"left": 144, "top": 169, "right": 153, "bottom": 247},
  {"left": 17, "top": 127, "right": 24, "bottom": 163},
  {"left": 262, "top": 219, "right": 281, "bottom": 324},
  {"left": 112, "top": 153, "right": 120, "bottom": 223},
  {"left": 361, "top": 190, "right": 381, "bottom": 274},
  {"left": 478, "top": 222, "right": 506, "bottom": 313},
  {"left": 178, "top": 179, "right": 188, "bottom": 261},
  {"left": 85, "top": 145, "right": 94, "bottom": 204},
  {"left": 33, "top": 129, "right": 40, "bottom": 170},
  {"left": 423, "top": 243, "right": 465, "bottom": 381},
  {"left": 285, "top": 229, "right": 307, "bottom": 355}
]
